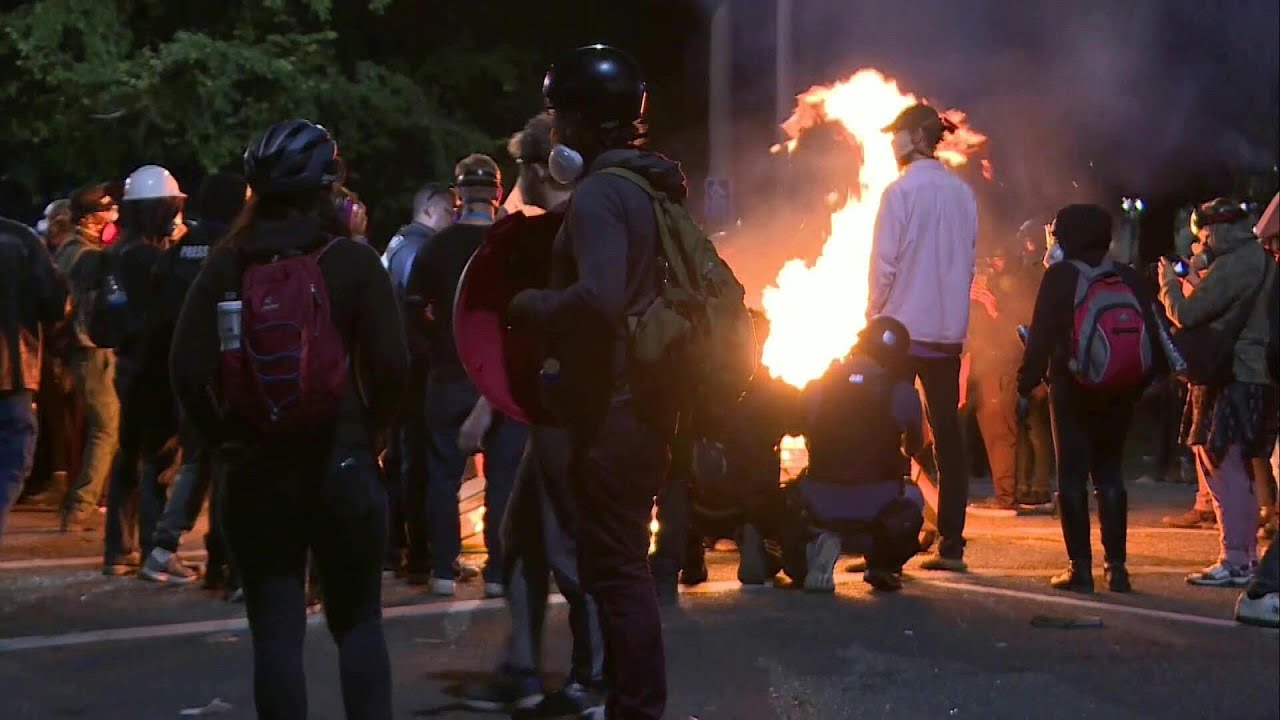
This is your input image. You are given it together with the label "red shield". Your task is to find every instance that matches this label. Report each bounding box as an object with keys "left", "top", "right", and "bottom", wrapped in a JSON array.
[{"left": 454, "top": 208, "right": 563, "bottom": 424}]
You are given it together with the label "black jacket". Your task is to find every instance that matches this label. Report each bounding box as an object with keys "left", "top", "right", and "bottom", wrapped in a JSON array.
[
  {"left": 170, "top": 217, "right": 409, "bottom": 451},
  {"left": 0, "top": 216, "right": 67, "bottom": 393},
  {"left": 512, "top": 149, "right": 686, "bottom": 431}
]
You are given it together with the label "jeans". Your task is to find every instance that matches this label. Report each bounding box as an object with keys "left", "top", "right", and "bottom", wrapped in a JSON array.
[
  {"left": 425, "top": 376, "right": 525, "bottom": 581},
  {"left": 0, "top": 392, "right": 37, "bottom": 543},
  {"left": 1049, "top": 382, "right": 1133, "bottom": 495},
  {"left": 152, "top": 428, "right": 212, "bottom": 554},
  {"left": 502, "top": 426, "right": 603, "bottom": 684},
  {"left": 223, "top": 441, "right": 391, "bottom": 720},
  {"left": 574, "top": 402, "right": 670, "bottom": 720},
  {"left": 1193, "top": 445, "right": 1257, "bottom": 568},
  {"left": 909, "top": 355, "right": 968, "bottom": 558},
  {"left": 65, "top": 349, "right": 119, "bottom": 514}
]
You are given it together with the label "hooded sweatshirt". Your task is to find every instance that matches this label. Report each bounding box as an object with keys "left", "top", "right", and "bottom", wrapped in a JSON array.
[
  {"left": 169, "top": 216, "right": 409, "bottom": 451},
  {"left": 1016, "top": 223, "right": 1162, "bottom": 398},
  {"left": 513, "top": 148, "right": 685, "bottom": 430},
  {"left": 1159, "top": 222, "right": 1275, "bottom": 387}
]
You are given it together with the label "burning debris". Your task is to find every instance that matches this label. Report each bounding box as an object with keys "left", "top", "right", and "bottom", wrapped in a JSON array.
[{"left": 761, "top": 69, "right": 989, "bottom": 389}]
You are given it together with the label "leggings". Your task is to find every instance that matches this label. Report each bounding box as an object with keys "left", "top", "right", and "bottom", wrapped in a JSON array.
[{"left": 223, "top": 441, "right": 391, "bottom": 720}]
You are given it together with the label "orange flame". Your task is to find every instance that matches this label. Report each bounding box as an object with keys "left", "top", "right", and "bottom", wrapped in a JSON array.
[{"left": 762, "top": 69, "right": 987, "bottom": 388}]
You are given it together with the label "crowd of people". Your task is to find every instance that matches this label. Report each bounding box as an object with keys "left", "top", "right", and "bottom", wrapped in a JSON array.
[{"left": 1, "top": 42, "right": 1278, "bottom": 720}]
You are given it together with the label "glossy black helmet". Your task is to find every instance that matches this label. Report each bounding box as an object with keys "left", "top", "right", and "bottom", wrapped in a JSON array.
[
  {"left": 856, "top": 315, "right": 911, "bottom": 369},
  {"left": 543, "top": 45, "right": 647, "bottom": 126},
  {"left": 243, "top": 119, "right": 341, "bottom": 195}
]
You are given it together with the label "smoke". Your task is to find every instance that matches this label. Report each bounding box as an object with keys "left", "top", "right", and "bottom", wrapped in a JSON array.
[{"left": 719, "top": 0, "right": 1278, "bottom": 215}]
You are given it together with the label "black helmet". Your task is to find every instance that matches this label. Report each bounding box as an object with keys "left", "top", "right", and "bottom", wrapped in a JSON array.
[
  {"left": 856, "top": 315, "right": 911, "bottom": 369},
  {"left": 244, "top": 119, "right": 341, "bottom": 195},
  {"left": 543, "top": 45, "right": 647, "bottom": 126},
  {"left": 454, "top": 153, "right": 502, "bottom": 191}
]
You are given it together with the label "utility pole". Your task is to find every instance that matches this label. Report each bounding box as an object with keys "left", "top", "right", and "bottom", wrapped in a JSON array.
[{"left": 706, "top": 0, "right": 733, "bottom": 229}]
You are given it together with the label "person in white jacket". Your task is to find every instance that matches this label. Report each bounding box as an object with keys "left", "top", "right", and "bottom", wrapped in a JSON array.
[{"left": 868, "top": 103, "right": 978, "bottom": 572}]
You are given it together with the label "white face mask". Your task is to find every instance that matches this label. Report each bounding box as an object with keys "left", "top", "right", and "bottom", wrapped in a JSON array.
[
  {"left": 548, "top": 144, "right": 585, "bottom": 185},
  {"left": 891, "top": 130, "right": 916, "bottom": 161}
]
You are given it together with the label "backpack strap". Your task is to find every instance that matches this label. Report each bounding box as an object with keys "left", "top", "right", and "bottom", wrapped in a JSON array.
[{"left": 597, "top": 167, "right": 694, "bottom": 291}]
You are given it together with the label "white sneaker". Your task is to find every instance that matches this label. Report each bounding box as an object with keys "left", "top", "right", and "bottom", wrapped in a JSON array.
[
  {"left": 430, "top": 578, "right": 456, "bottom": 597},
  {"left": 1235, "top": 591, "right": 1280, "bottom": 628},
  {"left": 1186, "top": 560, "right": 1255, "bottom": 587},
  {"left": 139, "top": 548, "right": 198, "bottom": 585},
  {"left": 803, "top": 532, "right": 840, "bottom": 593},
  {"left": 484, "top": 582, "right": 504, "bottom": 598}
]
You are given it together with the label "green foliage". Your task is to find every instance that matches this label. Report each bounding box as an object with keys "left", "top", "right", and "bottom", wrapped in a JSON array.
[{"left": 0, "top": 0, "right": 523, "bottom": 238}]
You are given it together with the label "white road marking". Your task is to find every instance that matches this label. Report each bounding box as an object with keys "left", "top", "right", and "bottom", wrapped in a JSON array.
[
  {"left": 916, "top": 578, "right": 1243, "bottom": 629},
  {"left": 0, "top": 595, "right": 565, "bottom": 654}
]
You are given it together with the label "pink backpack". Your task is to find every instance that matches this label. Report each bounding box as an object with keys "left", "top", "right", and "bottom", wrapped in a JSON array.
[
  {"left": 219, "top": 240, "right": 349, "bottom": 434},
  {"left": 1068, "top": 260, "right": 1151, "bottom": 391}
]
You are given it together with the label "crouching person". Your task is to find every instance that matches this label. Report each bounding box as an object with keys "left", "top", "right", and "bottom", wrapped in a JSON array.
[{"left": 783, "top": 316, "right": 925, "bottom": 593}]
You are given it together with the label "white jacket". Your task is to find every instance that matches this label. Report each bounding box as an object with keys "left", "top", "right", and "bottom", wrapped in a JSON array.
[{"left": 867, "top": 159, "right": 978, "bottom": 347}]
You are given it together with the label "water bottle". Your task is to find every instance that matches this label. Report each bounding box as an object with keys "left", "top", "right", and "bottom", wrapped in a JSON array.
[{"left": 1151, "top": 304, "right": 1187, "bottom": 375}]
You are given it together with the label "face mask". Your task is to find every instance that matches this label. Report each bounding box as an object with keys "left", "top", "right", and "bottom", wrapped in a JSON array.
[
  {"left": 891, "top": 131, "right": 916, "bottom": 161},
  {"left": 548, "top": 144, "right": 585, "bottom": 185}
]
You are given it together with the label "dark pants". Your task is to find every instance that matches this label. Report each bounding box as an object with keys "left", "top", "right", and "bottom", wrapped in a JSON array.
[
  {"left": 1049, "top": 381, "right": 1134, "bottom": 565},
  {"left": 1247, "top": 537, "right": 1279, "bottom": 598},
  {"left": 425, "top": 376, "right": 525, "bottom": 582},
  {"left": 650, "top": 450, "right": 702, "bottom": 583},
  {"left": 103, "top": 369, "right": 175, "bottom": 563},
  {"left": 400, "top": 359, "right": 429, "bottom": 573},
  {"left": 1017, "top": 386, "right": 1054, "bottom": 501},
  {"left": 0, "top": 391, "right": 37, "bottom": 542},
  {"left": 502, "top": 426, "right": 603, "bottom": 683},
  {"left": 574, "top": 402, "right": 670, "bottom": 720},
  {"left": 909, "top": 355, "right": 968, "bottom": 559},
  {"left": 223, "top": 441, "right": 390, "bottom": 720}
]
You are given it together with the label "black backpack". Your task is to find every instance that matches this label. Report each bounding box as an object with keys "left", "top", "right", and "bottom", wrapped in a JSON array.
[{"left": 84, "top": 245, "right": 133, "bottom": 349}]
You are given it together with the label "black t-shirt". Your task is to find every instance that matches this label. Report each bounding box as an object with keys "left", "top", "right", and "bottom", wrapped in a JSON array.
[{"left": 404, "top": 223, "right": 486, "bottom": 380}]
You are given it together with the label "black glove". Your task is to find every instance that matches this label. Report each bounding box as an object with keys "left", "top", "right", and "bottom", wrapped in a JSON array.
[{"left": 1015, "top": 395, "right": 1031, "bottom": 426}]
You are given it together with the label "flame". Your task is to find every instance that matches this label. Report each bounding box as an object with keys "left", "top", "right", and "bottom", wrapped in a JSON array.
[{"left": 761, "top": 70, "right": 987, "bottom": 388}]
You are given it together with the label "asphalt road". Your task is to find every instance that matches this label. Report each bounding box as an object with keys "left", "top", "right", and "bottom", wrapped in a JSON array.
[{"left": 1, "top": 481, "right": 1277, "bottom": 720}]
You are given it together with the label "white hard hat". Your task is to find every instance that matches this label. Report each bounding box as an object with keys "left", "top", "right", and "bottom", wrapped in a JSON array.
[{"left": 123, "top": 165, "right": 187, "bottom": 200}]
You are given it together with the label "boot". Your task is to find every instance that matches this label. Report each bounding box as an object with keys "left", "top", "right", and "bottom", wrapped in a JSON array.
[
  {"left": 1050, "top": 489, "right": 1094, "bottom": 592},
  {"left": 1096, "top": 486, "right": 1131, "bottom": 592}
]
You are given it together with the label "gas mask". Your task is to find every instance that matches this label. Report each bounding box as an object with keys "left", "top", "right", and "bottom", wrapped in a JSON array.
[{"left": 548, "top": 144, "right": 585, "bottom": 185}]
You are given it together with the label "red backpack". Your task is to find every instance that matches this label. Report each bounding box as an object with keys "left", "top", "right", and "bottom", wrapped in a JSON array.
[
  {"left": 219, "top": 240, "right": 349, "bottom": 435},
  {"left": 1067, "top": 259, "right": 1152, "bottom": 391}
]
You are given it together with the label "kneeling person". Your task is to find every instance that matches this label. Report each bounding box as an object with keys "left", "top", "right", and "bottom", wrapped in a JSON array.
[{"left": 788, "top": 315, "right": 925, "bottom": 593}]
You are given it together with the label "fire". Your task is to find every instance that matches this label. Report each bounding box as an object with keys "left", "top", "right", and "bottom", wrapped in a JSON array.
[{"left": 761, "top": 69, "right": 987, "bottom": 388}]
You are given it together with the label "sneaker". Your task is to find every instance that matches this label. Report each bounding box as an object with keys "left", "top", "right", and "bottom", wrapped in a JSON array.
[
  {"left": 140, "top": 548, "right": 199, "bottom": 585},
  {"left": 227, "top": 587, "right": 245, "bottom": 604},
  {"left": 1016, "top": 500, "right": 1056, "bottom": 517},
  {"left": 1162, "top": 509, "right": 1215, "bottom": 529},
  {"left": 61, "top": 507, "right": 104, "bottom": 533},
  {"left": 1050, "top": 563, "right": 1095, "bottom": 593},
  {"left": 1186, "top": 560, "right": 1255, "bottom": 587},
  {"left": 803, "top": 532, "right": 840, "bottom": 593},
  {"left": 680, "top": 554, "right": 708, "bottom": 586},
  {"left": 968, "top": 497, "right": 1018, "bottom": 517},
  {"left": 579, "top": 705, "right": 606, "bottom": 720},
  {"left": 514, "top": 680, "right": 604, "bottom": 718},
  {"left": 918, "top": 554, "right": 968, "bottom": 572},
  {"left": 460, "top": 671, "right": 544, "bottom": 712},
  {"left": 484, "top": 582, "right": 505, "bottom": 598},
  {"left": 863, "top": 569, "right": 903, "bottom": 592},
  {"left": 429, "top": 578, "right": 456, "bottom": 597},
  {"left": 1235, "top": 591, "right": 1280, "bottom": 628}
]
